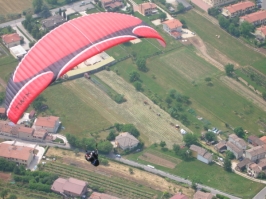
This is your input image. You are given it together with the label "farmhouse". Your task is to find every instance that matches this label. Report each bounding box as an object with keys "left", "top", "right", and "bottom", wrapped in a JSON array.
[
  {"left": 170, "top": 192, "right": 189, "bottom": 199},
  {"left": 247, "top": 162, "right": 261, "bottom": 178},
  {"left": 89, "top": 192, "right": 121, "bottom": 199},
  {"left": 101, "top": 0, "right": 123, "bottom": 10},
  {"left": 214, "top": 140, "right": 227, "bottom": 153},
  {"left": 236, "top": 158, "right": 251, "bottom": 171},
  {"left": 248, "top": 135, "right": 265, "bottom": 146},
  {"left": 0, "top": 142, "right": 34, "bottom": 167},
  {"left": 41, "top": 15, "right": 66, "bottom": 30},
  {"left": 51, "top": 177, "right": 87, "bottom": 197},
  {"left": 228, "top": 134, "right": 247, "bottom": 150},
  {"left": 193, "top": 190, "right": 213, "bottom": 199},
  {"left": 222, "top": 1, "right": 255, "bottom": 18},
  {"left": 245, "top": 145, "right": 266, "bottom": 161},
  {"left": 190, "top": 145, "right": 212, "bottom": 164},
  {"left": 139, "top": 3, "right": 157, "bottom": 16},
  {"left": 255, "top": 26, "right": 266, "bottom": 42},
  {"left": 115, "top": 132, "right": 139, "bottom": 150},
  {"left": 240, "top": 10, "right": 266, "bottom": 26},
  {"left": 33, "top": 116, "right": 61, "bottom": 133},
  {"left": 226, "top": 141, "right": 243, "bottom": 159},
  {"left": 162, "top": 19, "right": 183, "bottom": 39},
  {"left": 1, "top": 33, "right": 21, "bottom": 48}
]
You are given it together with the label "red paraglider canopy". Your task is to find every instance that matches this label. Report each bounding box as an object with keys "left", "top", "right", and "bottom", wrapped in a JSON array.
[{"left": 5, "top": 12, "right": 166, "bottom": 124}]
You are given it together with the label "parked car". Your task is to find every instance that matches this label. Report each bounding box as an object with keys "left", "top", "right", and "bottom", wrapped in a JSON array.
[{"left": 116, "top": 154, "right": 121, "bottom": 158}]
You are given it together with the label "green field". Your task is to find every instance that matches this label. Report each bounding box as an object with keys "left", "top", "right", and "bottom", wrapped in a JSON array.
[
  {"left": 0, "top": 53, "right": 17, "bottom": 82},
  {"left": 126, "top": 146, "right": 265, "bottom": 199},
  {"left": 178, "top": 11, "right": 266, "bottom": 67},
  {"left": 111, "top": 46, "right": 266, "bottom": 135}
]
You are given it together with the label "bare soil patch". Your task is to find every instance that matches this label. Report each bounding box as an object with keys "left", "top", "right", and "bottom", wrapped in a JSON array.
[
  {"left": 139, "top": 152, "right": 177, "bottom": 169},
  {"left": 0, "top": 172, "right": 11, "bottom": 183},
  {"left": 45, "top": 147, "right": 194, "bottom": 196}
]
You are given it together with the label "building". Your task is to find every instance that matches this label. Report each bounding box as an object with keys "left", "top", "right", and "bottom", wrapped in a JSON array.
[
  {"left": 51, "top": 177, "right": 87, "bottom": 197},
  {"left": 176, "top": 0, "right": 192, "bottom": 10},
  {"left": 33, "top": 116, "right": 61, "bottom": 133},
  {"left": 1, "top": 33, "right": 21, "bottom": 48},
  {"left": 236, "top": 158, "right": 251, "bottom": 171},
  {"left": 226, "top": 141, "right": 243, "bottom": 159},
  {"left": 89, "top": 192, "right": 121, "bottom": 199},
  {"left": 9, "top": 45, "right": 27, "bottom": 59},
  {"left": 193, "top": 190, "right": 213, "bottom": 199},
  {"left": 214, "top": 140, "right": 227, "bottom": 153},
  {"left": 228, "top": 134, "right": 247, "bottom": 150},
  {"left": 29, "top": 110, "right": 36, "bottom": 120},
  {"left": 0, "top": 142, "right": 34, "bottom": 167},
  {"left": 101, "top": 0, "right": 123, "bottom": 10},
  {"left": 139, "top": 3, "right": 157, "bottom": 16},
  {"left": 246, "top": 145, "right": 266, "bottom": 161},
  {"left": 170, "top": 192, "right": 189, "bottom": 199},
  {"left": 255, "top": 25, "right": 266, "bottom": 42},
  {"left": 115, "top": 132, "right": 139, "bottom": 150},
  {"left": 193, "top": 0, "right": 235, "bottom": 8},
  {"left": 247, "top": 163, "right": 261, "bottom": 177},
  {"left": 222, "top": 1, "right": 255, "bottom": 18},
  {"left": 0, "top": 107, "right": 5, "bottom": 118},
  {"left": 248, "top": 135, "right": 265, "bottom": 146},
  {"left": 41, "top": 15, "right": 67, "bottom": 30},
  {"left": 162, "top": 19, "right": 183, "bottom": 39},
  {"left": 240, "top": 10, "right": 266, "bottom": 26},
  {"left": 190, "top": 145, "right": 212, "bottom": 164}
]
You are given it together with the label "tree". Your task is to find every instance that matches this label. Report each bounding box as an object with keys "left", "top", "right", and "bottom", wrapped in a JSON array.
[
  {"left": 234, "top": 126, "right": 245, "bottom": 138},
  {"left": 159, "top": 13, "right": 167, "bottom": 22},
  {"left": 59, "top": 8, "right": 62, "bottom": 16},
  {"left": 98, "top": 141, "right": 113, "bottom": 154},
  {"left": 183, "top": 133, "right": 198, "bottom": 146},
  {"left": 205, "top": 77, "right": 211, "bottom": 82},
  {"left": 32, "top": 95, "right": 46, "bottom": 111},
  {"left": 0, "top": 92, "right": 5, "bottom": 104},
  {"left": 160, "top": 141, "right": 166, "bottom": 148},
  {"left": 136, "top": 58, "right": 148, "bottom": 72},
  {"left": 121, "top": 124, "right": 140, "bottom": 137},
  {"left": 74, "top": 148, "right": 79, "bottom": 156},
  {"left": 177, "top": 3, "right": 185, "bottom": 13},
  {"left": 205, "top": 131, "right": 217, "bottom": 142},
  {"left": 134, "top": 81, "right": 142, "bottom": 91},
  {"left": 8, "top": 195, "right": 17, "bottom": 199},
  {"left": 224, "top": 64, "right": 234, "bottom": 77},
  {"left": 39, "top": 4, "right": 51, "bottom": 18},
  {"left": 107, "top": 129, "right": 116, "bottom": 141},
  {"left": 0, "top": 189, "right": 8, "bottom": 199},
  {"left": 33, "top": 0, "right": 43, "bottom": 13},
  {"left": 179, "top": 147, "right": 191, "bottom": 160},
  {"left": 173, "top": 144, "right": 180, "bottom": 155},
  {"left": 240, "top": 21, "right": 254, "bottom": 38},
  {"left": 218, "top": 16, "right": 230, "bottom": 30},
  {"left": 129, "top": 71, "right": 140, "bottom": 82},
  {"left": 223, "top": 156, "right": 232, "bottom": 172},
  {"left": 63, "top": 11, "right": 66, "bottom": 19},
  {"left": 159, "top": 0, "right": 166, "bottom": 4},
  {"left": 262, "top": 92, "right": 266, "bottom": 101},
  {"left": 225, "top": 150, "right": 235, "bottom": 160}
]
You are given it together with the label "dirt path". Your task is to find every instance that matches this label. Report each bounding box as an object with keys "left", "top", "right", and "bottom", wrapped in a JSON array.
[{"left": 220, "top": 76, "right": 266, "bottom": 112}]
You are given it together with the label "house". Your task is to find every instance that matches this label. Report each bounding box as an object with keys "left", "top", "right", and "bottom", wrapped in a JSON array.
[
  {"left": 247, "top": 162, "right": 261, "bottom": 178},
  {"left": 0, "top": 122, "right": 18, "bottom": 137},
  {"left": 29, "top": 110, "right": 36, "bottom": 120},
  {"left": 228, "top": 134, "right": 247, "bottom": 150},
  {"left": 33, "top": 116, "right": 61, "bottom": 133},
  {"left": 162, "top": 19, "right": 183, "bottom": 39},
  {"left": 226, "top": 141, "right": 243, "bottom": 159},
  {"left": 101, "top": 0, "right": 123, "bottom": 10},
  {"left": 236, "top": 158, "right": 251, "bottom": 171},
  {"left": 194, "top": 0, "right": 235, "bottom": 9},
  {"left": 248, "top": 135, "right": 265, "bottom": 146},
  {"left": 214, "top": 140, "right": 227, "bottom": 152},
  {"left": 258, "top": 158, "right": 266, "bottom": 170},
  {"left": 9, "top": 45, "right": 27, "bottom": 60},
  {"left": 0, "top": 107, "right": 5, "bottom": 118},
  {"left": 89, "top": 192, "right": 121, "bottom": 199},
  {"left": 255, "top": 26, "right": 266, "bottom": 42},
  {"left": 176, "top": 0, "right": 192, "bottom": 10},
  {"left": 115, "top": 132, "right": 139, "bottom": 150},
  {"left": 246, "top": 145, "right": 266, "bottom": 161},
  {"left": 0, "top": 142, "right": 34, "bottom": 167},
  {"left": 51, "top": 177, "right": 87, "bottom": 197},
  {"left": 41, "top": 15, "right": 66, "bottom": 30},
  {"left": 193, "top": 190, "right": 213, "bottom": 199},
  {"left": 170, "top": 192, "right": 189, "bottom": 199},
  {"left": 190, "top": 145, "right": 212, "bottom": 164},
  {"left": 1, "top": 33, "right": 21, "bottom": 48},
  {"left": 222, "top": 1, "right": 255, "bottom": 18},
  {"left": 240, "top": 10, "right": 266, "bottom": 26},
  {"left": 139, "top": 3, "right": 157, "bottom": 16}
]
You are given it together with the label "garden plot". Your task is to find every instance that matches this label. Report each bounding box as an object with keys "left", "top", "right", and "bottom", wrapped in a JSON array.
[{"left": 139, "top": 152, "right": 177, "bottom": 169}]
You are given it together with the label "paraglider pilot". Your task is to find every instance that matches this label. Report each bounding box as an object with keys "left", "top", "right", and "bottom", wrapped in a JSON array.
[{"left": 85, "top": 148, "right": 99, "bottom": 167}]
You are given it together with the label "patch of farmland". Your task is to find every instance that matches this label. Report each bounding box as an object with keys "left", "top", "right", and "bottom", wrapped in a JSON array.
[
  {"left": 145, "top": 148, "right": 182, "bottom": 165},
  {"left": 139, "top": 152, "right": 177, "bottom": 169},
  {"left": 160, "top": 47, "right": 219, "bottom": 82},
  {"left": 0, "top": 0, "right": 32, "bottom": 16}
]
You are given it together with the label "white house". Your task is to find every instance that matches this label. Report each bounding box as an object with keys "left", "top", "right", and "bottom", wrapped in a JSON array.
[{"left": 190, "top": 145, "right": 212, "bottom": 164}]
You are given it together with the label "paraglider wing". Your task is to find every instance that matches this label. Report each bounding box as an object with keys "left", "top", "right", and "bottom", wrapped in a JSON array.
[{"left": 5, "top": 12, "right": 166, "bottom": 124}]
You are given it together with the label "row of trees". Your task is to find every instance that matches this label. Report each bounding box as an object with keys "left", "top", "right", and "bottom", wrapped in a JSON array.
[
  {"left": 33, "top": 0, "right": 51, "bottom": 18},
  {"left": 22, "top": 15, "right": 48, "bottom": 40}
]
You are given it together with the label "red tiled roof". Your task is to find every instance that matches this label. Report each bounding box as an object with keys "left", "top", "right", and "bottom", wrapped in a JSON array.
[
  {"left": 257, "top": 25, "right": 266, "bottom": 36},
  {"left": 35, "top": 116, "right": 59, "bottom": 128},
  {"left": 225, "top": 1, "right": 255, "bottom": 14},
  {"left": 139, "top": 2, "right": 157, "bottom": 13},
  {"left": 170, "top": 192, "right": 189, "bottom": 199},
  {"left": 163, "top": 19, "right": 183, "bottom": 29},
  {"left": 89, "top": 192, "right": 121, "bottom": 199},
  {"left": 33, "top": 129, "right": 47, "bottom": 138},
  {"left": 1, "top": 33, "right": 21, "bottom": 44},
  {"left": 51, "top": 177, "right": 87, "bottom": 195},
  {"left": 0, "top": 143, "right": 33, "bottom": 161},
  {"left": 16, "top": 126, "right": 34, "bottom": 134},
  {"left": 240, "top": 10, "right": 266, "bottom": 23}
]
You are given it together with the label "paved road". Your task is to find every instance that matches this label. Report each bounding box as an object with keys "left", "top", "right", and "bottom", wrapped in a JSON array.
[
  {"left": 109, "top": 155, "right": 241, "bottom": 199},
  {"left": 253, "top": 186, "right": 266, "bottom": 199}
]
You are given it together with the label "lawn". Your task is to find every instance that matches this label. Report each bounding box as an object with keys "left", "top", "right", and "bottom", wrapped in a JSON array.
[
  {"left": 178, "top": 11, "right": 265, "bottom": 67},
  {"left": 252, "top": 58, "right": 266, "bottom": 75},
  {"left": 111, "top": 47, "right": 266, "bottom": 135},
  {"left": 42, "top": 82, "right": 112, "bottom": 137},
  {"left": 126, "top": 146, "right": 265, "bottom": 199},
  {"left": 0, "top": 53, "right": 17, "bottom": 82}
]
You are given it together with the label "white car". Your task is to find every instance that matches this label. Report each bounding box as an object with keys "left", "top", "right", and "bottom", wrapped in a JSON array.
[{"left": 116, "top": 154, "right": 121, "bottom": 158}]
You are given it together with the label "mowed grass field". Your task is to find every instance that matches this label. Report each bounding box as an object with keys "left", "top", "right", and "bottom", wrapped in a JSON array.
[
  {"left": 112, "top": 47, "right": 266, "bottom": 134},
  {"left": 178, "top": 11, "right": 266, "bottom": 68},
  {"left": 0, "top": 0, "right": 32, "bottom": 15},
  {"left": 127, "top": 146, "right": 264, "bottom": 199}
]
